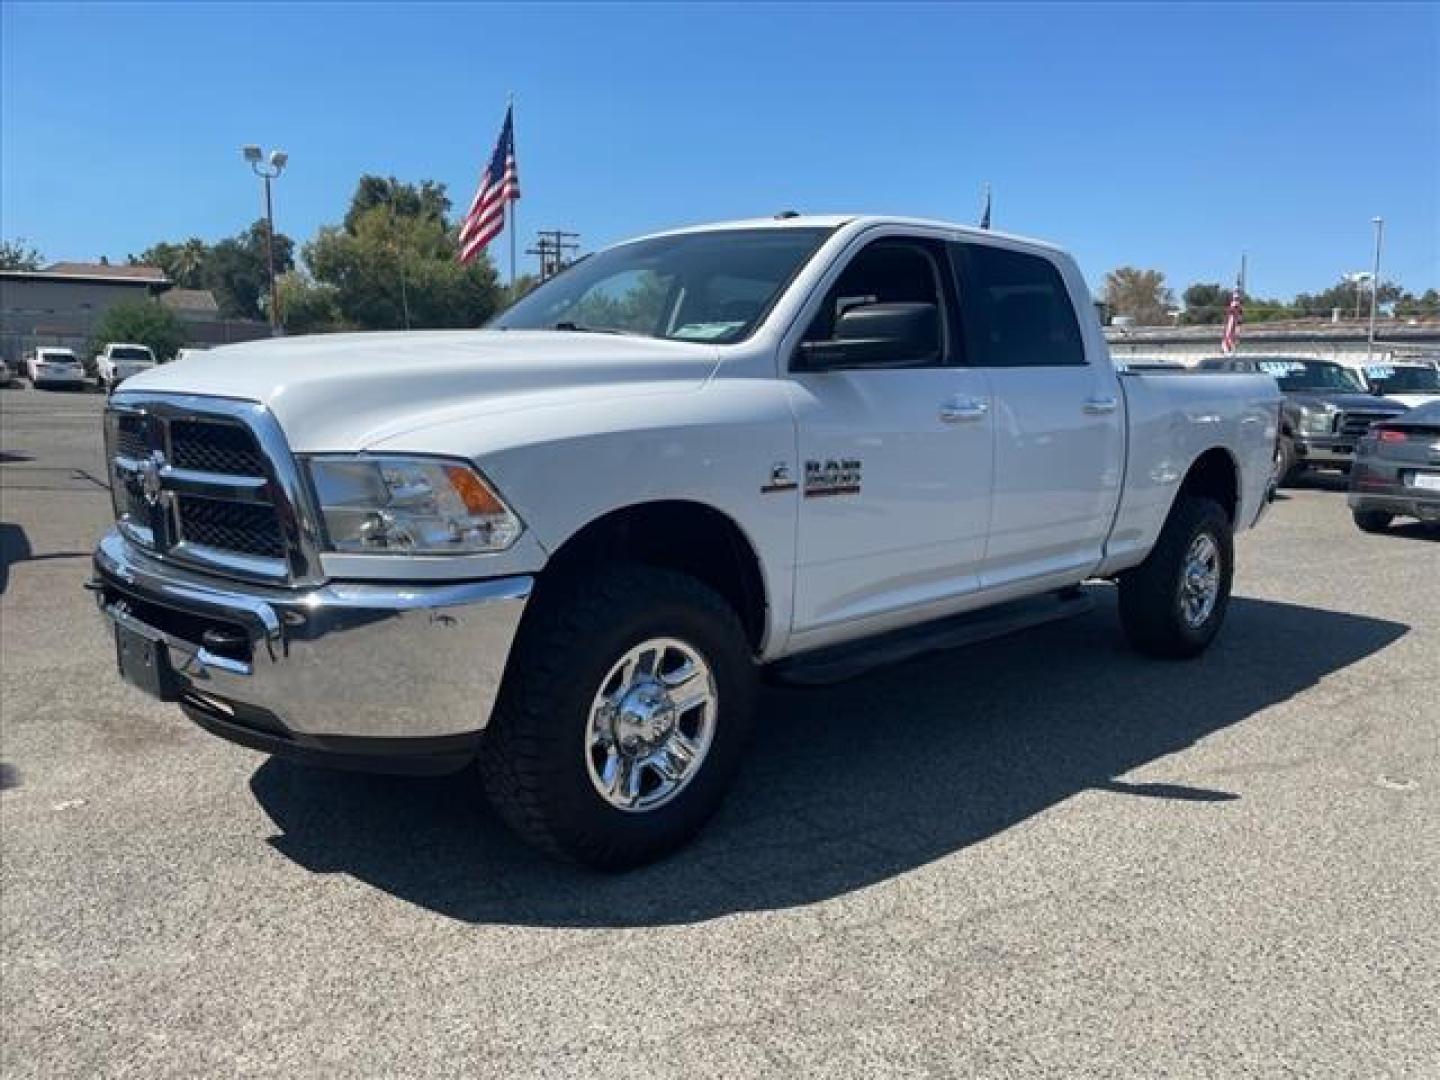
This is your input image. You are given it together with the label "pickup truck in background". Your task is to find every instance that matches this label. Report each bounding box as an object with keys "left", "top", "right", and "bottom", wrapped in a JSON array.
[
  {"left": 95, "top": 342, "right": 157, "bottom": 391},
  {"left": 1199, "top": 356, "right": 1409, "bottom": 483},
  {"left": 91, "top": 215, "right": 1279, "bottom": 868}
]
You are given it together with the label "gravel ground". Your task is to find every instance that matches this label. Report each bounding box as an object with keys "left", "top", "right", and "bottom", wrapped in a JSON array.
[{"left": 2, "top": 387, "right": 1436, "bottom": 1078}]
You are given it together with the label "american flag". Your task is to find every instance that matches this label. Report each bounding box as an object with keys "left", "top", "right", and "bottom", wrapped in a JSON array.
[
  {"left": 457, "top": 105, "right": 519, "bottom": 265},
  {"left": 1220, "top": 284, "right": 1243, "bottom": 354}
]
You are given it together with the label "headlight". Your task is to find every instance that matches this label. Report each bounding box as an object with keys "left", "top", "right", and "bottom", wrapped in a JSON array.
[
  {"left": 306, "top": 455, "right": 522, "bottom": 554},
  {"left": 1297, "top": 404, "right": 1336, "bottom": 435}
]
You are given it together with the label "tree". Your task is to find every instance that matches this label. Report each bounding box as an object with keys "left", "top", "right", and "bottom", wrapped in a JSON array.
[
  {"left": 1181, "top": 283, "right": 1295, "bottom": 325},
  {"left": 90, "top": 300, "right": 184, "bottom": 361},
  {"left": 1104, "top": 267, "right": 1175, "bottom": 326},
  {"left": 276, "top": 272, "right": 344, "bottom": 335},
  {"left": 0, "top": 238, "right": 43, "bottom": 271},
  {"left": 306, "top": 180, "right": 503, "bottom": 330},
  {"left": 1180, "top": 283, "right": 1229, "bottom": 325},
  {"left": 343, "top": 176, "right": 451, "bottom": 234},
  {"left": 205, "top": 220, "right": 295, "bottom": 321},
  {"left": 1293, "top": 278, "right": 1404, "bottom": 320},
  {"left": 131, "top": 238, "right": 210, "bottom": 288},
  {"left": 1394, "top": 289, "right": 1440, "bottom": 321}
]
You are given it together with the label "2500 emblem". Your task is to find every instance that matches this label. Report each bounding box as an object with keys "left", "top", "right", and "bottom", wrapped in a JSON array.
[{"left": 804, "top": 458, "right": 862, "bottom": 498}]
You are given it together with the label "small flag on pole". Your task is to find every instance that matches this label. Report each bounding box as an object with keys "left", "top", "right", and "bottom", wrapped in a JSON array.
[
  {"left": 458, "top": 104, "right": 520, "bottom": 265},
  {"left": 1221, "top": 259, "right": 1244, "bottom": 352},
  {"left": 978, "top": 183, "right": 992, "bottom": 230}
]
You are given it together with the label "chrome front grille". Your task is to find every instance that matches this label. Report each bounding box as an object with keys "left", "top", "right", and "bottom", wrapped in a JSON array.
[
  {"left": 104, "top": 395, "right": 323, "bottom": 586},
  {"left": 169, "top": 420, "right": 268, "bottom": 476},
  {"left": 175, "top": 494, "right": 286, "bottom": 558},
  {"left": 1335, "top": 411, "right": 1400, "bottom": 440}
]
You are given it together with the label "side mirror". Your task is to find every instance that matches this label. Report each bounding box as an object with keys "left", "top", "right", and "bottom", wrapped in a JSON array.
[{"left": 796, "top": 302, "right": 940, "bottom": 371}]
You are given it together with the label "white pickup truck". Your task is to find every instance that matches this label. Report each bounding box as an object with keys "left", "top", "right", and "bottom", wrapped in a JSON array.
[
  {"left": 95, "top": 342, "right": 157, "bottom": 390},
  {"left": 91, "top": 215, "right": 1279, "bottom": 868}
]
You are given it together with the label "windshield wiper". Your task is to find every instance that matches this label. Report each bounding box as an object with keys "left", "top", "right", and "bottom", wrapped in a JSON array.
[{"left": 551, "top": 321, "right": 629, "bottom": 335}]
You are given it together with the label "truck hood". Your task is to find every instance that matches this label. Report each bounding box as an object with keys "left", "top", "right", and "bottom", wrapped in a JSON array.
[{"left": 118, "top": 330, "right": 721, "bottom": 450}]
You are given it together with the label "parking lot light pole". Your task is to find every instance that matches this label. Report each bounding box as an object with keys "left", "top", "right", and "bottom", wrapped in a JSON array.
[
  {"left": 242, "top": 145, "right": 288, "bottom": 336},
  {"left": 1367, "top": 216, "right": 1384, "bottom": 361}
]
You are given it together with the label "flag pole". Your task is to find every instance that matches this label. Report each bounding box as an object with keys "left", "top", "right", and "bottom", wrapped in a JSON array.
[{"left": 508, "top": 92, "right": 517, "bottom": 290}]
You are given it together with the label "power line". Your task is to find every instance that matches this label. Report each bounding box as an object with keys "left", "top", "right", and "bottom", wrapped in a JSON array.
[{"left": 526, "top": 229, "right": 580, "bottom": 281}]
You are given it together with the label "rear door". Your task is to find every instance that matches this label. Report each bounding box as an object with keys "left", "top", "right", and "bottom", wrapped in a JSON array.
[
  {"left": 951, "top": 241, "right": 1124, "bottom": 586},
  {"left": 784, "top": 231, "right": 994, "bottom": 642}
]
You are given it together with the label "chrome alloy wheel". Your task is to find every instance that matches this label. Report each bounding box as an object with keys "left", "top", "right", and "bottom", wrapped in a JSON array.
[
  {"left": 585, "top": 637, "right": 718, "bottom": 813},
  {"left": 1179, "top": 532, "right": 1222, "bottom": 628}
]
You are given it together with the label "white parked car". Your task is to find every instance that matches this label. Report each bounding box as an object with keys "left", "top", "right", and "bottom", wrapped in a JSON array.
[
  {"left": 95, "top": 343, "right": 157, "bottom": 390},
  {"left": 1356, "top": 361, "right": 1440, "bottom": 408},
  {"left": 25, "top": 347, "right": 87, "bottom": 389},
  {"left": 91, "top": 214, "right": 1280, "bottom": 868}
]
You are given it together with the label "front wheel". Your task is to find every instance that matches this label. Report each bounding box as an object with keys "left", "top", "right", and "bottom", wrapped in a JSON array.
[
  {"left": 1119, "top": 495, "right": 1234, "bottom": 659},
  {"left": 479, "top": 564, "right": 756, "bottom": 870},
  {"left": 1275, "top": 435, "right": 1299, "bottom": 486}
]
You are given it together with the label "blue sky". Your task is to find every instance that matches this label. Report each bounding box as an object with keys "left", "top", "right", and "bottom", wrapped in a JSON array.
[{"left": 3, "top": 2, "right": 1436, "bottom": 298}]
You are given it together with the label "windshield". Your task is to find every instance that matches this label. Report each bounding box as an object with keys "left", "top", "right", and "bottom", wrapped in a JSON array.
[
  {"left": 39, "top": 351, "right": 77, "bottom": 363},
  {"left": 110, "top": 346, "right": 153, "bottom": 361},
  {"left": 1269, "top": 360, "right": 1365, "bottom": 393},
  {"left": 492, "top": 227, "right": 833, "bottom": 343},
  {"left": 1367, "top": 365, "right": 1440, "bottom": 393}
]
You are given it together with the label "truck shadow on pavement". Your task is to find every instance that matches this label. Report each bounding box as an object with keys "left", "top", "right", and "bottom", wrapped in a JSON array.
[
  {"left": 250, "top": 591, "right": 1406, "bottom": 926},
  {"left": 0, "top": 522, "right": 92, "bottom": 594}
]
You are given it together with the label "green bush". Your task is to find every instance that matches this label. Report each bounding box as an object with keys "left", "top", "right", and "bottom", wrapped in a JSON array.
[{"left": 90, "top": 300, "right": 185, "bottom": 363}]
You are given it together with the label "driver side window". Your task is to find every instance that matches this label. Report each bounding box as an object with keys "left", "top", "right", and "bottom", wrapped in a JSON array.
[{"left": 800, "top": 239, "right": 950, "bottom": 368}]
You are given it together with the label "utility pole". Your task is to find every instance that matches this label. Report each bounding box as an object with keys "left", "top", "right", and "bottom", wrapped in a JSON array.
[
  {"left": 1367, "top": 217, "right": 1384, "bottom": 361},
  {"left": 526, "top": 229, "right": 581, "bottom": 281},
  {"left": 241, "top": 145, "right": 288, "bottom": 336}
]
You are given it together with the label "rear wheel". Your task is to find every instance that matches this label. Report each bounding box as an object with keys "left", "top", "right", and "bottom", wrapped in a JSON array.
[
  {"left": 1119, "top": 495, "right": 1234, "bottom": 659},
  {"left": 479, "top": 564, "right": 756, "bottom": 870},
  {"left": 1352, "top": 508, "right": 1394, "bottom": 534}
]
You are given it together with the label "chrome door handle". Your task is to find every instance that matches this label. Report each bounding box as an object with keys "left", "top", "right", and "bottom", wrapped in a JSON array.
[
  {"left": 940, "top": 398, "right": 989, "bottom": 423},
  {"left": 1082, "top": 396, "right": 1119, "bottom": 415}
]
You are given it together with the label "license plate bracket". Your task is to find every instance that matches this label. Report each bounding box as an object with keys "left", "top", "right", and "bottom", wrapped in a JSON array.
[{"left": 115, "top": 623, "right": 180, "bottom": 701}]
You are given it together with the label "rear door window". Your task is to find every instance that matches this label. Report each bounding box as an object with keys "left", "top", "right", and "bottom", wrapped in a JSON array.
[{"left": 951, "top": 243, "right": 1086, "bottom": 367}]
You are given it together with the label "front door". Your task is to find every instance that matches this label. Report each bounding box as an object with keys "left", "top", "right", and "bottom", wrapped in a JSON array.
[{"left": 785, "top": 235, "right": 994, "bottom": 644}]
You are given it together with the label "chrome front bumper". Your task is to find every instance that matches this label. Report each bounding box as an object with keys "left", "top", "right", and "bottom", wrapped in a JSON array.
[
  {"left": 91, "top": 529, "right": 532, "bottom": 748},
  {"left": 1293, "top": 436, "right": 1357, "bottom": 465}
]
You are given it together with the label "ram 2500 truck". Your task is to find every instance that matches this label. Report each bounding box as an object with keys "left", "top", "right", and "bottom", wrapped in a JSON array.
[{"left": 91, "top": 215, "right": 1279, "bottom": 868}]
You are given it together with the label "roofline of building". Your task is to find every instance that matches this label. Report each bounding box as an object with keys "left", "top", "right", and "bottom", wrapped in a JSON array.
[{"left": 0, "top": 269, "right": 172, "bottom": 288}]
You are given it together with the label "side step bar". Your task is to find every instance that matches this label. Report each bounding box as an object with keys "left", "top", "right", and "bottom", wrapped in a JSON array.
[{"left": 769, "top": 588, "right": 1095, "bottom": 687}]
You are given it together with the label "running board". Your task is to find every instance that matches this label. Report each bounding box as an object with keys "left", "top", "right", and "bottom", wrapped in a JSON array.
[{"left": 769, "top": 589, "right": 1095, "bottom": 687}]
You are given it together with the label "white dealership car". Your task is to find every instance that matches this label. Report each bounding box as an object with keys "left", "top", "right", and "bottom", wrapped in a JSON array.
[
  {"left": 25, "top": 347, "right": 87, "bottom": 389},
  {"left": 91, "top": 214, "right": 1280, "bottom": 868},
  {"left": 95, "top": 342, "right": 157, "bottom": 390},
  {"left": 1355, "top": 361, "right": 1440, "bottom": 408}
]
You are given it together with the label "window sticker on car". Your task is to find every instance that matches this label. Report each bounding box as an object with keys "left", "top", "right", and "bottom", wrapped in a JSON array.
[
  {"left": 1364, "top": 365, "right": 1395, "bottom": 379},
  {"left": 671, "top": 322, "right": 745, "bottom": 341},
  {"left": 1259, "top": 361, "right": 1304, "bottom": 376}
]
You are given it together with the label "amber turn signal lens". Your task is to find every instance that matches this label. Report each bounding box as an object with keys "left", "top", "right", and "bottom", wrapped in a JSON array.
[{"left": 444, "top": 465, "right": 507, "bottom": 515}]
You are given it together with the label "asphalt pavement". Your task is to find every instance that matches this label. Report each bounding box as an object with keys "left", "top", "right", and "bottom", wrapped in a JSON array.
[{"left": 1, "top": 386, "right": 1436, "bottom": 1078}]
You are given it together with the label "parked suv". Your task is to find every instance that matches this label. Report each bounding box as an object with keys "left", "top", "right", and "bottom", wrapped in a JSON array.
[
  {"left": 24, "top": 347, "right": 87, "bottom": 390},
  {"left": 1198, "top": 356, "right": 1408, "bottom": 482}
]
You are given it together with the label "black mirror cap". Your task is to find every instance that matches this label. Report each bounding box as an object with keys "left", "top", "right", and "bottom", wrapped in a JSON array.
[
  {"left": 796, "top": 302, "right": 941, "bottom": 371},
  {"left": 834, "top": 301, "right": 938, "bottom": 345}
]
